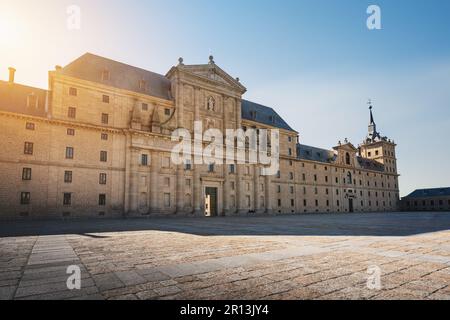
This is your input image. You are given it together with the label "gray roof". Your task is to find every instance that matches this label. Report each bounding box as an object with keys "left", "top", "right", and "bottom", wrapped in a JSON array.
[
  {"left": 405, "top": 188, "right": 450, "bottom": 199},
  {"left": 241, "top": 99, "right": 295, "bottom": 132},
  {"left": 297, "top": 144, "right": 336, "bottom": 163},
  {"left": 0, "top": 81, "right": 48, "bottom": 118},
  {"left": 61, "top": 53, "right": 172, "bottom": 100},
  {"left": 357, "top": 157, "right": 385, "bottom": 172}
]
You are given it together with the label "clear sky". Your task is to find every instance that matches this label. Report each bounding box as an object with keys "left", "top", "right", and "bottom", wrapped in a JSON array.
[{"left": 1, "top": 0, "right": 449, "bottom": 196}]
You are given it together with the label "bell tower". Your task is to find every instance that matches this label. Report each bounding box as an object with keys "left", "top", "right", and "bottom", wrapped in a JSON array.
[{"left": 359, "top": 101, "right": 398, "bottom": 174}]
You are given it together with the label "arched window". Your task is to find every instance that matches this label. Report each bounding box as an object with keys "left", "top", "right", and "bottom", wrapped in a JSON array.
[
  {"left": 345, "top": 152, "right": 351, "bottom": 165},
  {"left": 347, "top": 172, "right": 352, "bottom": 184}
]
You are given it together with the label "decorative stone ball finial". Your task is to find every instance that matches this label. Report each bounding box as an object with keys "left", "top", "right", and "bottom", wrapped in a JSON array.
[
  {"left": 236, "top": 77, "right": 240, "bottom": 82},
  {"left": 209, "top": 55, "right": 214, "bottom": 64},
  {"left": 178, "top": 57, "right": 184, "bottom": 65}
]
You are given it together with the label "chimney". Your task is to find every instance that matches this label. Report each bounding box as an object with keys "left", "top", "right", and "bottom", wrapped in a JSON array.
[
  {"left": 8, "top": 67, "right": 16, "bottom": 84},
  {"left": 55, "top": 65, "right": 62, "bottom": 71}
]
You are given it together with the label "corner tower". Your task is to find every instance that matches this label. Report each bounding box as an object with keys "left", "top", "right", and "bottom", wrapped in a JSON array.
[{"left": 359, "top": 102, "right": 398, "bottom": 174}]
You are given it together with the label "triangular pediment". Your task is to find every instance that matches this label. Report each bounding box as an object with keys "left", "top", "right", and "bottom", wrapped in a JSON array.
[
  {"left": 333, "top": 142, "right": 358, "bottom": 152},
  {"left": 167, "top": 62, "right": 247, "bottom": 94}
]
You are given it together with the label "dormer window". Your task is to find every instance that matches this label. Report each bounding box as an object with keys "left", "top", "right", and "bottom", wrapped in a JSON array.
[
  {"left": 27, "top": 93, "right": 38, "bottom": 108},
  {"left": 101, "top": 70, "right": 110, "bottom": 81},
  {"left": 269, "top": 115, "right": 275, "bottom": 123},
  {"left": 139, "top": 80, "right": 146, "bottom": 91},
  {"left": 250, "top": 110, "right": 257, "bottom": 120}
]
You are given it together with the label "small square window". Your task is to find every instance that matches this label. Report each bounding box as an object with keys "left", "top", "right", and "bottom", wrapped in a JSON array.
[
  {"left": 26, "top": 122, "right": 35, "bottom": 130},
  {"left": 22, "top": 168, "right": 32, "bottom": 181},
  {"left": 21, "top": 192, "right": 31, "bottom": 205},
  {"left": 101, "top": 133, "right": 108, "bottom": 141},
  {"left": 101, "top": 113, "right": 109, "bottom": 124},
  {"left": 99, "top": 194, "right": 106, "bottom": 206},
  {"left": 102, "top": 95, "right": 110, "bottom": 103},
  {"left": 165, "top": 108, "right": 171, "bottom": 116},
  {"left": 69, "top": 87, "right": 77, "bottom": 96},
  {"left": 99, "top": 173, "right": 107, "bottom": 185},
  {"left": 142, "top": 103, "right": 148, "bottom": 111},
  {"left": 24, "top": 142, "right": 34, "bottom": 155},
  {"left": 64, "top": 171, "right": 72, "bottom": 183},
  {"left": 100, "top": 151, "right": 108, "bottom": 162},
  {"left": 66, "top": 147, "right": 74, "bottom": 159},
  {"left": 68, "top": 107, "right": 76, "bottom": 119},
  {"left": 141, "top": 154, "right": 148, "bottom": 166},
  {"left": 67, "top": 128, "right": 75, "bottom": 136},
  {"left": 63, "top": 193, "right": 72, "bottom": 206}
]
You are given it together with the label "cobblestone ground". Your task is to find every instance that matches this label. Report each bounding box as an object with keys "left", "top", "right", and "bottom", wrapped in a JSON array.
[{"left": 1, "top": 212, "right": 450, "bottom": 300}]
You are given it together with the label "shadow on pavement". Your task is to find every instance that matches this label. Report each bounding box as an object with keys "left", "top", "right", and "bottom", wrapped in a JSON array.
[{"left": 1, "top": 212, "right": 450, "bottom": 238}]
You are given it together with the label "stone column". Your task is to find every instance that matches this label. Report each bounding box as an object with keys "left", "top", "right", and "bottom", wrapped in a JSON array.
[
  {"left": 222, "top": 95, "right": 228, "bottom": 215},
  {"left": 129, "top": 148, "right": 139, "bottom": 214},
  {"left": 193, "top": 87, "right": 202, "bottom": 216},
  {"left": 150, "top": 151, "right": 160, "bottom": 214},
  {"left": 235, "top": 99, "right": 243, "bottom": 214}
]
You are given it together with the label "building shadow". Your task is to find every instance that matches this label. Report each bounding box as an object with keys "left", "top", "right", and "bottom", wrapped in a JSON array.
[{"left": 0, "top": 212, "right": 449, "bottom": 238}]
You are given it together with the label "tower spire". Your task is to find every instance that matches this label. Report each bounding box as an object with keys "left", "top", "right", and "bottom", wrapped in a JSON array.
[{"left": 366, "top": 99, "right": 380, "bottom": 143}]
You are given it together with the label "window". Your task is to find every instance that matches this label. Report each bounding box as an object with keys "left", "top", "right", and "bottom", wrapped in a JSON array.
[
  {"left": 277, "top": 185, "right": 281, "bottom": 193},
  {"left": 314, "top": 174, "right": 317, "bottom": 182},
  {"left": 99, "top": 194, "right": 106, "bottom": 206},
  {"left": 208, "top": 163, "right": 215, "bottom": 172},
  {"left": 164, "top": 193, "right": 171, "bottom": 207},
  {"left": 276, "top": 171, "right": 281, "bottom": 179},
  {"left": 139, "top": 80, "right": 146, "bottom": 90},
  {"left": 375, "top": 150, "right": 379, "bottom": 156},
  {"left": 101, "top": 70, "right": 110, "bottom": 81},
  {"left": 69, "top": 87, "right": 77, "bottom": 96},
  {"left": 231, "top": 181, "right": 235, "bottom": 190},
  {"left": 99, "top": 173, "right": 107, "bottom": 185},
  {"left": 185, "top": 160, "right": 192, "bottom": 171},
  {"left": 368, "top": 152, "right": 372, "bottom": 157},
  {"left": 288, "top": 148, "right": 292, "bottom": 156},
  {"left": 102, "top": 95, "right": 110, "bottom": 103},
  {"left": 100, "top": 151, "right": 107, "bottom": 162},
  {"left": 164, "top": 177, "right": 170, "bottom": 187},
  {"left": 165, "top": 108, "right": 171, "bottom": 116},
  {"left": 20, "top": 192, "right": 31, "bottom": 205},
  {"left": 337, "top": 200, "right": 340, "bottom": 206},
  {"left": 101, "top": 113, "right": 109, "bottom": 124},
  {"left": 347, "top": 172, "right": 352, "bottom": 184},
  {"left": 67, "top": 128, "right": 75, "bottom": 136},
  {"left": 101, "top": 133, "right": 108, "bottom": 140},
  {"left": 142, "top": 103, "right": 148, "bottom": 111},
  {"left": 26, "top": 122, "right": 35, "bottom": 130},
  {"left": 288, "top": 137, "right": 292, "bottom": 142},
  {"left": 345, "top": 152, "right": 351, "bottom": 165},
  {"left": 64, "top": 171, "right": 72, "bottom": 183},
  {"left": 335, "top": 177, "right": 338, "bottom": 184},
  {"left": 22, "top": 168, "right": 32, "bottom": 181},
  {"left": 336, "top": 189, "right": 339, "bottom": 195},
  {"left": 315, "top": 200, "right": 319, "bottom": 207},
  {"left": 63, "top": 193, "right": 72, "bottom": 206},
  {"left": 68, "top": 107, "right": 76, "bottom": 119},
  {"left": 289, "top": 172, "right": 294, "bottom": 180},
  {"left": 302, "top": 173, "right": 306, "bottom": 181},
  {"left": 229, "top": 164, "right": 235, "bottom": 174},
  {"left": 141, "top": 154, "right": 148, "bottom": 166},
  {"left": 24, "top": 142, "right": 34, "bottom": 155},
  {"left": 186, "top": 179, "right": 191, "bottom": 187},
  {"left": 303, "top": 199, "right": 307, "bottom": 206},
  {"left": 290, "top": 186, "right": 294, "bottom": 194},
  {"left": 291, "top": 199, "right": 295, "bottom": 207},
  {"left": 278, "top": 199, "right": 281, "bottom": 207},
  {"left": 325, "top": 176, "right": 328, "bottom": 183},
  {"left": 66, "top": 147, "right": 74, "bottom": 159}
]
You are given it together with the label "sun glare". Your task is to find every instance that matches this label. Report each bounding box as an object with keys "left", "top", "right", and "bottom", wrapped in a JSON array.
[{"left": 0, "top": 12, "right": 23, "bottom": 48}]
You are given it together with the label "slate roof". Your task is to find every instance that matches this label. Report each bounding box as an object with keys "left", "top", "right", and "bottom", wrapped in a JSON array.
[
  {"left": 405, "top": 188, "right": 450, "bottom": 199},
  {"left": 0, "top": 80, "right": 48, "bottom": 118},
  {"left": 297, "top": 144, "right": 336, "bottom": 163},
  {"left": 60, "top": 53, "right": 172, "bottom": 101},
  {"left": 241, "top": 99, "right": 296, "bottom": 132},
  {"left": 357, "top": 157, "right": 385, "bottom": 172}
]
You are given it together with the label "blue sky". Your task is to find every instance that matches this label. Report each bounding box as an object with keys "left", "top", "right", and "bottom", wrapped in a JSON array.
[{"left": 1, "top": 0, "right": 449, "bottom": 196}]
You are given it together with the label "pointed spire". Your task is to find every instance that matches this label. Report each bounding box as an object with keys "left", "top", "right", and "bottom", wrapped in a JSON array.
[{"left": 368, "top": 99, "right": 375, "bottom": 124}]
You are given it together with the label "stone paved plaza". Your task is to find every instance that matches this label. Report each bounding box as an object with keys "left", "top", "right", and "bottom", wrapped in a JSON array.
[{"left": 1, "top": 212, "right": 450, "bottom": 300}]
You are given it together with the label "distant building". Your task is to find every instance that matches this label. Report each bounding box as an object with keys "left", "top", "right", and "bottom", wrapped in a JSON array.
[{"left": 401, "top": 188, "right": 450, "bottom": 211}]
